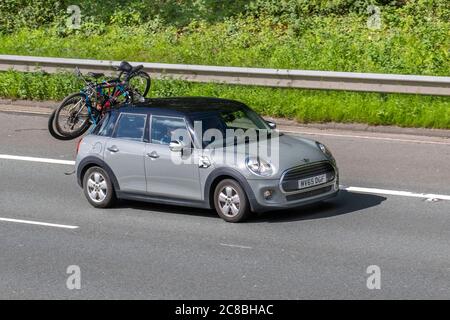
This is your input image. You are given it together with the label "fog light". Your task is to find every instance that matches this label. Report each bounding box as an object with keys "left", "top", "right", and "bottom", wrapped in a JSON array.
[{"left": 263, "top": 189, "right": 273, "bottom": 200}]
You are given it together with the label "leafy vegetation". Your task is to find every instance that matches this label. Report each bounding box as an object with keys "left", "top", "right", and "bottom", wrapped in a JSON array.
[{"left": 0, "top": 0, "right": 448, "bottom": 128}]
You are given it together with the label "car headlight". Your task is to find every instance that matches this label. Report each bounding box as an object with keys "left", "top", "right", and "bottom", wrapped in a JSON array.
[
  {"left": 246, "top": 157, "right": 273, "bottom": 177},
  {"left": 316, "top": 142, "right": 334, "bottom": 159}
]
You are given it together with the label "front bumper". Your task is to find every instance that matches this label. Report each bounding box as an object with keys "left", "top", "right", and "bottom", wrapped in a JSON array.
[{"left": 246, "top": 175, "right": 339, "bottom": 213}]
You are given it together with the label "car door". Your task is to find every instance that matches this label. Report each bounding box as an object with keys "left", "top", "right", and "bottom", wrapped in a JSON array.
[
  {"left": 103, "top": 112, "right": 148, "bottom": 193},
  {"left": 145, "top": 115, "right": 202, "bottom": 200}
]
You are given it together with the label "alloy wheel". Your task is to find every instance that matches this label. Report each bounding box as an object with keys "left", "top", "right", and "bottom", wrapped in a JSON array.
[
  {"left": 87, "top": 172, "right": 108, "bottom": 203},
  {"left": 218, "top": 186, "right": 241, "bottom": 217}
]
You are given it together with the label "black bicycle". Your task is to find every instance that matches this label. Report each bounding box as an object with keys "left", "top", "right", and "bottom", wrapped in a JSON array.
[{"left": 49, "top": 61, "right": 151, "bottom": 140}]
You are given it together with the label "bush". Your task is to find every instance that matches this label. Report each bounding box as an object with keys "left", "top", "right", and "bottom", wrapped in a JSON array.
[
  {"left": 1, "top": 0, "right": 448, "bottom": 33},
  {"left": 0, "top": 10, "right": 447, "bottom": 76},
  {"left": 0, "top": 0, "right": 66, "bottom": 33}
]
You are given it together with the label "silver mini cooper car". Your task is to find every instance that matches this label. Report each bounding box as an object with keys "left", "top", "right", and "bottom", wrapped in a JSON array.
[{"left": 75, "top": 97, "right": 339, "bottom": 222}]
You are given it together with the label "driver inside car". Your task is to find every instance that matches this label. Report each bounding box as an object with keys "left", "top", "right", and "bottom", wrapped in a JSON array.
[{"left": 160, "top": 126, "right": 175, "bottom": 145}]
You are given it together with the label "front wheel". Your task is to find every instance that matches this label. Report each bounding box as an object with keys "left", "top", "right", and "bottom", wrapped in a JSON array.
[
  {"left": 213, "top": 179, "right": 251, "bottom": 223},
  {"left": 54, "top": 93, "right": 92, "bottom": 139}
]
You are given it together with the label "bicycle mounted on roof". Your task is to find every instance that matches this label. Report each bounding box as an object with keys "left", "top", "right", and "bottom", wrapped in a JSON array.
[{"left": 48, "top": 61, "right": 151, "bottom": 140}]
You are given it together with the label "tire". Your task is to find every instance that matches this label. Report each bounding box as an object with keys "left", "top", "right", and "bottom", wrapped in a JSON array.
[
  {"left": 54, "top": 93, "right": 92, "bottom": 139},
  {"left": 83, "top": 166, "right": 116, "bottom": 208},
  {"left": 48, "top": 109, "right": 75, "bottom": 140},
  {"left": 213, "top": 179, "right": 251, "bottom": 223},
  {"left": 128, "top": 71, "right": 151, "bottom": 98}
]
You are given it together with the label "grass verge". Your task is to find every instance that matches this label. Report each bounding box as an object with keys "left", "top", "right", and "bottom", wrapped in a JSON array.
[{"left": 0, "top": 71, "right": 448, "bottom": 129}]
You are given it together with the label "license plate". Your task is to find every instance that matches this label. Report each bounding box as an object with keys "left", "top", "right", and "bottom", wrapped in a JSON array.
[{"left": 298, "top": 174, "right": 327, "bottom": 189}]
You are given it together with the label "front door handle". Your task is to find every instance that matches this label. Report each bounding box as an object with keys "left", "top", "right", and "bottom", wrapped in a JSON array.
[
  {"left": 107, "top": 146, "right": 119, "bottom": 153},
  {"left": 147, "top": 151, "right": 160, "bottom": 159}
]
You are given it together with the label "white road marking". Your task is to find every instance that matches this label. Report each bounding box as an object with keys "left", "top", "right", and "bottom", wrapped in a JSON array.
[
  {"left": 220, "top": 243, "right": 252, "bottom": 249},
  {"left": 282, "top": 129, "right": 450, "bottom": 146},
  {"left": 0, "top": 154, "right": 75, "bottom": 165},
  {"left": 342, "top": 186, "right": 450, "bottom": 201},
  {"left": 0, "top": 217, "right": 79, "bottom": 229}
]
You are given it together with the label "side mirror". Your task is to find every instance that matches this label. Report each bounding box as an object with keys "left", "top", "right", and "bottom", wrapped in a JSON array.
[
  {"left": 266, "top": 120, "right": 277, "bottom": 129},
  {"left": 169, "top": 140, "right": 184, "bottom": 152}
]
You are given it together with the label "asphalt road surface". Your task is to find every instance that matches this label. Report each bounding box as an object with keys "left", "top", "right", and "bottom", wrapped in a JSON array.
[{"left": 1, "top": 112, "right": 450, "bottom": 299}]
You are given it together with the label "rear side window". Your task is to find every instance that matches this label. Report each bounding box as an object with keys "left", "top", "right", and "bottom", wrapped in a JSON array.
[
  {"left": 114, "top": 113, "right": 147, "bottom": 141},
  {"left": 91, "top": 113, "right": 108, "bottom": 135},
  {"left": 93, "top": 112, "right": 117, "bottom": 137},
  {"left": 100, "top": 112, "right": 118, "bottom": 137}
]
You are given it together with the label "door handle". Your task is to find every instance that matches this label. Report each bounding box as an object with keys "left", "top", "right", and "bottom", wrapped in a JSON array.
[
  {"left": 107, "top": 146, "right": 119, "bottom": 153},
  {"left": 146, "top": 151, "right": 160, "bottom": 159}
]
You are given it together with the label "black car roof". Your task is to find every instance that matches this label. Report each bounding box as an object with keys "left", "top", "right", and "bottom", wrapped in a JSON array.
[{"left": 116, "top": 97, "right": 249, "bottom": 117}]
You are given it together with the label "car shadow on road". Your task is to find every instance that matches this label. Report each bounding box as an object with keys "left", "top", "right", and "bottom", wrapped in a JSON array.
[
  {"left": 253, "top": 190, "right": 386, "bottom": 223},
  {"left": 115, "top": 190, "right": 386, "bottom": 223},
  {"left": 115, "top": 200, "right": 216, "bottom": 219}
]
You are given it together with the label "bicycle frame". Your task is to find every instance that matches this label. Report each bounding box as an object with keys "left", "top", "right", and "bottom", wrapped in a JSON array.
[
  {"left": 79, "top": 79, "right": 131, "bottom": 127},
  {"left": 79, "top": 89, "right": 97, "bottom": 125}
]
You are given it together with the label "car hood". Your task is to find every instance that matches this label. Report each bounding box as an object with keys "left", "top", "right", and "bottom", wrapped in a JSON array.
[{"left": 208, "top": 133, "right": 330, "bottom": 178}]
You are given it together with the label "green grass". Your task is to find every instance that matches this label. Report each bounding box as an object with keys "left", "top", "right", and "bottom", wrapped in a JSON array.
[{"left": 1, "top": 70, "right": 449, "bottom": 129}]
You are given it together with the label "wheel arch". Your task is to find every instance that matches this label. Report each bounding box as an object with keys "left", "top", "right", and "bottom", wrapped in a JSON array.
[
  {"left": 77, "top": 156, "right": 120, "bottom": 192},
  {"left": 204, "top": 168, "right": 257, "bottom": 211}
]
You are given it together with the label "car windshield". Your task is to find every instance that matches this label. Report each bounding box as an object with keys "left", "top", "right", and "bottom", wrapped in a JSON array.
[{"left": 190, "top": 107, "right": 273, "bottom": 148}]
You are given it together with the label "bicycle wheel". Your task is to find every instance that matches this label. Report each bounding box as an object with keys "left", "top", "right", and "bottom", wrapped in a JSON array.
[
  {"left": 48, "top": 109, "right": 76, "bottom": 140},
  {"left": 128, "top": 71, "right": 151, "bottom": 99},
  {"left": 54, "top": 93, "right": 92, "bottom": 139}
]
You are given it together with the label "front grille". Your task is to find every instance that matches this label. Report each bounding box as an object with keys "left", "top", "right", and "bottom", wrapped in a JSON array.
[
  {"left": 281, "top": 161, "right": 335, "bottom": 193},
  {"left": 286, "top": 186, "right": 332, "bottom": 202}
]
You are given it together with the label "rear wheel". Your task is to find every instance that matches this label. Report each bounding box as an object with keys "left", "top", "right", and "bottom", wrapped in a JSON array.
[
  {"left": 54, "top": 93, "right": 91, "bottom": 139},
  {"left": 128, "top": 71, "right": 151, "bottom": 100},
  {"left": 83, "top": 166, "right": 116, "bottom": 208},
  {"left": 213, "top": 179, "right": 251, "bottom": 222}
]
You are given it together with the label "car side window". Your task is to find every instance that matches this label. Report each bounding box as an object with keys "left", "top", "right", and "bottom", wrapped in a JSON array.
[
  {"left": 91, "top": 113, "right": 108, "bottom": 135},
  {"left": 93, "top": 112, "right": 118, "bottom": 137},
  {"left": 99, "top": 112, "right": 118, "bottom": 137},
  {"left": 151, "top": 116, "right": 189, "bottom": 145},
  {"left": 114, "top": 113, "right": 147, "bottom": 142}
]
